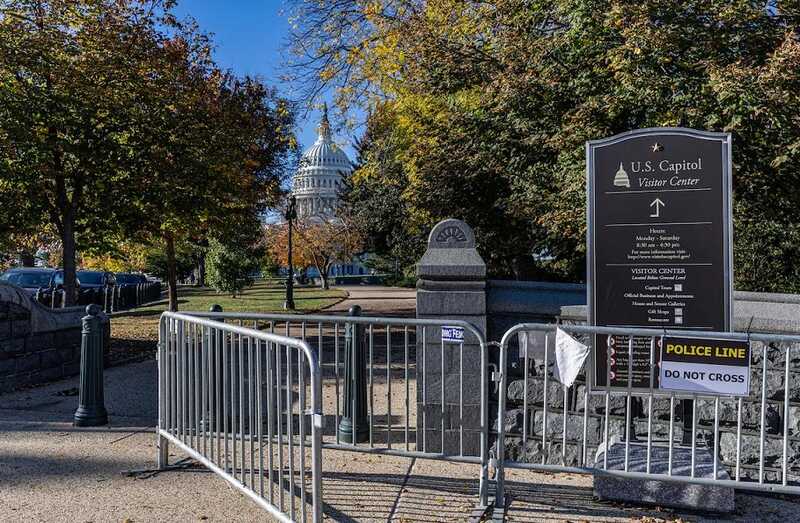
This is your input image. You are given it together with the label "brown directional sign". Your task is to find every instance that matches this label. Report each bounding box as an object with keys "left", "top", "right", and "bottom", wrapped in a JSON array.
[{"left": 586, "top": 128, "right": 733, "bottom": 389}]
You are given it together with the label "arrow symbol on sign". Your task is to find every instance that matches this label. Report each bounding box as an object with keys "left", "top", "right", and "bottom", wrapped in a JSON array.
[{"left": 650, "top": 198, "right": 665, "bottom": 218}]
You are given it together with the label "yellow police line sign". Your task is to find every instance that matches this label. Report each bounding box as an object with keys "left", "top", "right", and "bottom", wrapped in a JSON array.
[{"left": 659, "top": 336, "right": 751, "bottom": 396}]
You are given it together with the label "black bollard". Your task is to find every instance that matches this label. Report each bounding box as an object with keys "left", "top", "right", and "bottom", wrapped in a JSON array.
[
  {"left": 209, "top": 303, "right": 223, "bottom": 321},
  {"left": 74, "top": 304, "right": 109, "bottom": 427},
  {"left": 681, "top": 398, "right": 694, "bottom": 446},
  {"left": 337, "top": 305, "right": 369, "bottom": 444},
  {"left": 198, "top": 305, "right": 224, "bottom": 434}
]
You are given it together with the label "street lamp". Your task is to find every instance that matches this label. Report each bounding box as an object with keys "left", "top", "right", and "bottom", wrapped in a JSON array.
[{"left": 284, "top": 195, "right": 297, "bottom": 310}]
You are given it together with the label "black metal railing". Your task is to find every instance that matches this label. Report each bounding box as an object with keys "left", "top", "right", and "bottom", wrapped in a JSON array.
[{"left": 32, "top": 281, "right": 162, "bottom": 311}]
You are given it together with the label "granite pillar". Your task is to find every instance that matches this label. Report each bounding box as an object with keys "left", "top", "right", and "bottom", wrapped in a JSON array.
[{"left": 416, "top": 219, "right": 486, "bottom": 456}]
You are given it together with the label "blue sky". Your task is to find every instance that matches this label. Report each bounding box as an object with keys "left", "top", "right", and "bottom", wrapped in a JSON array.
[{"left": 173, "top": 0, "right": 356, "bottom": 157}]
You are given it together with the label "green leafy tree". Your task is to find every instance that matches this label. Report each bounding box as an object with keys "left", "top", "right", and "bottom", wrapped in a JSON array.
[
  {"left": 341, "top": 106, "right": 426, "bottom": 274},
  {"left": 0, "top": 1, "right": 296, "bottom": 310},
  {"left": 205, "top": 238, "right": 260, "bottom": 297},
  {"left": 0, "top": 0, "right": 170, "bottom": 303},
  {"left": 125, "top": 41, "right": 295, "bottom": 311},
  {"left": 143, "top": 242, "right": 196, "bottom": 283}
]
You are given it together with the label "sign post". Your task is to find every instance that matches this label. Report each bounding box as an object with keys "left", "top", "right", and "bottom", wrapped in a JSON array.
[{"left": 587, "top": 127, "right": 733, "bottom": 392}]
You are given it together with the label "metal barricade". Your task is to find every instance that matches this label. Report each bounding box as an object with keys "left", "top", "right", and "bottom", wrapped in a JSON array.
[
  {"left": 157, "top": 312, "right": 323, "bottom": 523},
  {"left": 183, "top": 310, "right": 492, "bottom": 511},
  {"left": 495, "top": 322, "right": 800, "bottom": 508}
]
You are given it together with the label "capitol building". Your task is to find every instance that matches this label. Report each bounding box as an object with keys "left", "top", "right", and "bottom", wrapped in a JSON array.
[
  {"left": 292, "top": 106, "right": 353, "bottom": 218},
  {"left": 291, "top": 107, "right": 368, "bottom": 278}
]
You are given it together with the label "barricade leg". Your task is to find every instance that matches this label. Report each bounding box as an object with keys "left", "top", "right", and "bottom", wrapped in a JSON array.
[{"left": 157, "top": 431, "right": 169, "bottom": 469}]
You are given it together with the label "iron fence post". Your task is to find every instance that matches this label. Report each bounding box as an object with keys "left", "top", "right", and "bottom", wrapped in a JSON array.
[
  {"left": 337, "top": 305, "right": 369, "bottom": 444},
  {"left": 205, "top": 304, "right": 223, "bottom": 434},
  {"left": 74, "top": 304, "right": 109, "bottom": 426}
]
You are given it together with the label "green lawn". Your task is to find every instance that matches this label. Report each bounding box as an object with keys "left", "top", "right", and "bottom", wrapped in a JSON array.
[
  {"left": 108, "top": 281, "right": 347, "bottom": 361},
  {"left": 135, "top": 279, "right": 347, "bottom": 315}
]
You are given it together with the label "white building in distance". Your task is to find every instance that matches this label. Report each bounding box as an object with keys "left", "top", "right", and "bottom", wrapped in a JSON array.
[{"left": 292, "top": 106, "right": 353, "bottom": 218}]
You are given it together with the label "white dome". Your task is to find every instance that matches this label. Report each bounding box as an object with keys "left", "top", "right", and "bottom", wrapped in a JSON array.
[
  {"left": 301, "top": 134, "right": 352, "bottom": 169},
  {"left": 292, "top": 106, "right": 353, "bottom": 219}
]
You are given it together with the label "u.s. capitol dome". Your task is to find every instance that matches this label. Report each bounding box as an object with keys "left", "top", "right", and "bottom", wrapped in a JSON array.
[{"left": 292, "top": 106, "right": 353, "bottom": 218}]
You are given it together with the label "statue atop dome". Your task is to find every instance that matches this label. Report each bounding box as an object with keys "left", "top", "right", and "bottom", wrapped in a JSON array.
[{"left": 317, "top": 103, "right": 332, "bottom": 141}]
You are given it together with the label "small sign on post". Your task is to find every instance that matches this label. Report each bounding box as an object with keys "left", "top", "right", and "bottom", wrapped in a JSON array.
[
  {"left": 441, "top": 325, "right": 465, "bottom": 344},
  {"left": 659, "top": 336, "right": 751, "bottom": 396}
]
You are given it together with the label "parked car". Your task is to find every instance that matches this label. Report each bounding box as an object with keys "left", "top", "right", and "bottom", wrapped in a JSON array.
[
  {"left": 76, "top": 270, "right": 116, "bottom": 302},
  {"left": 76, "top": 270, "right": 116, "bottom": 289},
  {"left": 0, "top": 267, "right": 56, "bottom": 295},
  {"left": 0, "top": 267, "right": 80, "bottom": 303},
  {"left": 115, "top": 272, "right": 148, "bottom": 287}
]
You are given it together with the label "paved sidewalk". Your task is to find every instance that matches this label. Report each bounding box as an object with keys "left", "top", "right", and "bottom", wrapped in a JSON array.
[{"left": 324, "top": 286, "right": 416, "bottom": 317}]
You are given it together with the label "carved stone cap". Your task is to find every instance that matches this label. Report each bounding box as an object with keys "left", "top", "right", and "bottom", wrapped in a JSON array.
[
  {"left": 427, "top": 219, "right": 476, "bottom": 249},
  {"left": 417, "top": 219, "right": 485, "bottom": 281}
]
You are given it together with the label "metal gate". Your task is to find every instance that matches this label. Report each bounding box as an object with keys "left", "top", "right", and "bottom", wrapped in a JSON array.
[
  {"left": 494, "top": 322, "right": 800, "bottom": 510},
  {"left": 157, "top": 310, "right": 492, "bottom": 521},
  {"left": 157, "top": 312, "right": 323, "bottom": 522}
]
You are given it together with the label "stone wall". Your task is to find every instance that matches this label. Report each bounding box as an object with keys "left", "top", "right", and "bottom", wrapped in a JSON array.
[
  {"left": 498, "top": 297, "right": 800, "bottom": 484},
  {"left": 0, "top": 282, "right": 87, "bottom": 393},
  {"left": 486, "top": 280, "right": 585, "bottom": 342}
]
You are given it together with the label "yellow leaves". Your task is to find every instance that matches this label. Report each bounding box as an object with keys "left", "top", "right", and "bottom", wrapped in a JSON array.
[
  {"left": 659, "top": 116, "right": 680, "bottom": 128},
  {"left": 319, "top": 66, "right": 337, "bottom": 82},
  {"left": 362, "top": 1, "right": 384, "bottom": 22},
  {"left": 80, "top": 245, "right": 147, "bottom": 273}
]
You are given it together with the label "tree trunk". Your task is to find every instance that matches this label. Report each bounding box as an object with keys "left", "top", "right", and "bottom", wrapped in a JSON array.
[
  {"left": 165, "top": 234, "right": 178, "bottom": 312},
  {"left": 61, "top": 216, "right": 77, "bottom": 306},
  {"left": 319, "top": 261, "right": 331, "bottom": 290},
  {"left": 198, "top": 253, "right": 206, "bottom": 287}
]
